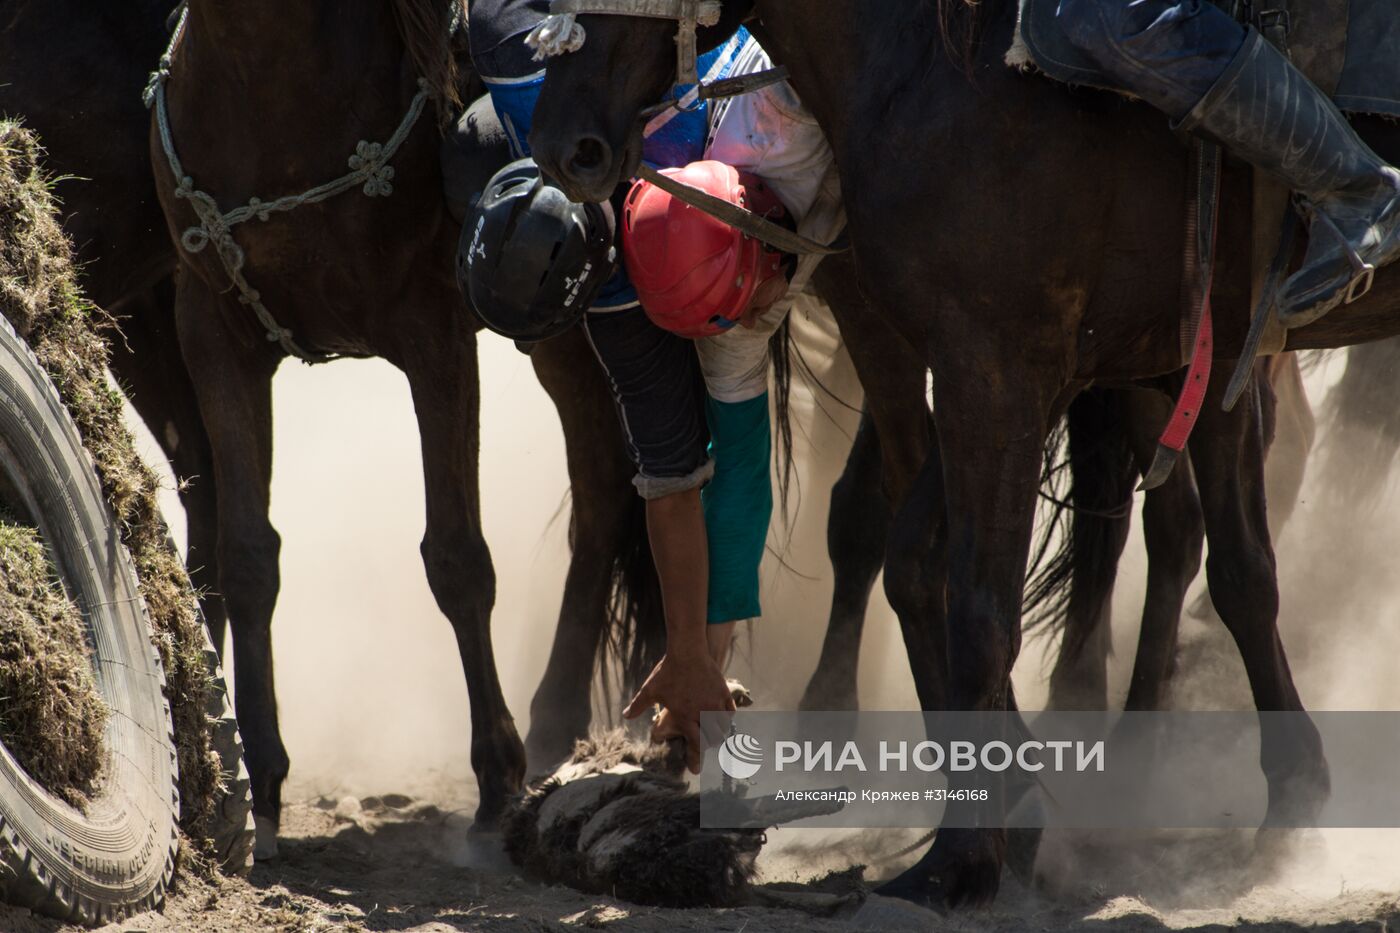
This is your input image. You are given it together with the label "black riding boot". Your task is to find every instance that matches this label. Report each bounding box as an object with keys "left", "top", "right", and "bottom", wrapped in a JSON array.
[{"left": 1176, "top": 28, "right": 1400, "bottom": 328}]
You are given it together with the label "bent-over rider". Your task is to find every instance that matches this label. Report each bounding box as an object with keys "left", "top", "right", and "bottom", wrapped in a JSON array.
[{"left": 464, "top": 3, "right": 843, "bottom": 770}]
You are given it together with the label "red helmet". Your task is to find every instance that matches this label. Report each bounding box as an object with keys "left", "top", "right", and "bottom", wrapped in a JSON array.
[{"left": 622, "top": 160, "right": 788, "bottom": 338}]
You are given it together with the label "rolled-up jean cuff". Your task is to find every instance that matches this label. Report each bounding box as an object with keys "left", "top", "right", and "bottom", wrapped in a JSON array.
[{"left": 633, "top": 458, "right": 716, "bottom": 500}]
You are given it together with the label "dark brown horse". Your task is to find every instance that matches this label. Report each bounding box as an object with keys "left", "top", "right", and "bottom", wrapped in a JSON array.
[
  {"left": 0, "top": 2, "right": 220, "bottom": 636},
  {"left": 523, "top": 0, "right": 1400, "bottom": 907},
  {"left": 4, "top": 0, "right": 945, "bottom": 872},
  {"left": 1038, "top": 355, "right": 1313, "bottom": 713},
  {"left": 143, "top": 0, "right": 674, "bottom": 856},
  {"left": 805, "top": 358, "right": 1296, "bottom": 716}
]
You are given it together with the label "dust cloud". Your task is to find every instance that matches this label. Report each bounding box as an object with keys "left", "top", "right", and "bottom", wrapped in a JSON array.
[
  {"left": 126, "top": 303, "right": 913, "bottom": 809},
  {"left": 128, "top": 323, "right": 1400, "bottom": 922}
]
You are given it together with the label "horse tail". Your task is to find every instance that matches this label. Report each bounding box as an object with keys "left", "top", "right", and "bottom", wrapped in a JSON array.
[
  {"left": 927, "top": 0, "right": 983, "bottom": 77},
  {"left": 1023, "top": 389, "right": 1136, "bottom": 663},
  {"left": 606, "top": 494, "right": 665, "bottom": 696},
  {"left": 601, "top": 311, "right": 827, "bottom": 693},
  {"left": 1316, "top": 340, "right": 1400, "bottom": 505},
  {"left": 770, "top": 316, "right": 796, "bottom": 523}
]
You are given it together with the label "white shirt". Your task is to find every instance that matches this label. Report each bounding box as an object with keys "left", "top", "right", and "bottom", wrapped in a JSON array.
[{"left": 697, "top": 39, "right": 845, "bottom": 404}]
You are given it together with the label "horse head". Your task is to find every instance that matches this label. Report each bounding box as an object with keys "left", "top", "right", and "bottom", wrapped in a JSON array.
[{"left": 529, "top": 1, "right": 754, "bottom": 203}]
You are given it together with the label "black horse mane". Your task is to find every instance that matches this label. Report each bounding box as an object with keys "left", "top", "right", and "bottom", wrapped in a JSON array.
[
  {"left": 391, "top": 0, "right": 465, "bottom": 112},
  {"left": 932, "top": 0, "right": 989, "bottom": 76}
]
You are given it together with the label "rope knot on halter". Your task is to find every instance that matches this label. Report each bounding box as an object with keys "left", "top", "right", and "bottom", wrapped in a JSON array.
[
  {"left": 348, "top": 141, "right": 396, "bottom": 196},
  {"left": 525, "top": 1, "right": 723, "bottom": 61},
  {"left": 142, "top": 53, "right": 174, "bottom": 108},
  {"left": 525, "top": 14, "right": 587, "bottom": 59},
  {"left": 174, "top": 179, "right": 244, "bottom": 269},
  {"left": 146, "top": 1, "right": 431, "bottom": 364}
]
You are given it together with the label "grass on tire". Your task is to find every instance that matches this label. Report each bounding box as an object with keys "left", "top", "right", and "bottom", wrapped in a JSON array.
[
  {"left": 0, "top": 120, "right": 225, "bottom": 870},
  {"left": 0, "top": 521, "right": 108, "bottom": 809}
]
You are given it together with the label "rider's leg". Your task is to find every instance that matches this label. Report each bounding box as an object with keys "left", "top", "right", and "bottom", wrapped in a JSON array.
[
  {"left": 1060, "top": 0, "right": 1400, "bottom": 327},
  {"left": 468, "top": 0, "right": 549, "bottom": 159},
  {"left": 1057, "top": 0, "right": 1244, "bottom": 118}
]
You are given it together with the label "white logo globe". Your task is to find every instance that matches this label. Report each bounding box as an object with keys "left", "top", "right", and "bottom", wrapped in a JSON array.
[{"left": 718, "top": 732, "right": 764, "bottom": 780}]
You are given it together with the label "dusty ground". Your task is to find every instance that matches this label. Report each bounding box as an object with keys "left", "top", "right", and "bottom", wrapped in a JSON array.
[
  {"left": 37, "top": 303, "right": 1391, "bottom": 933},
  {"left": 3, "top": 793, "right": 1399, "bottom": 932}
]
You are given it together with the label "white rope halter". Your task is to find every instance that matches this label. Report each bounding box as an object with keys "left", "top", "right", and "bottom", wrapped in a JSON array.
[
  {"left": 144, "top": 5, "right": 431, "bottom": 364},
  {"left": 525, "top": 0, "right": 723, "bottom": 84}
]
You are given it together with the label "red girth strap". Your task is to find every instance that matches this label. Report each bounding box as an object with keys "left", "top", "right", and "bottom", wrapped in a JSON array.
[
  {"left": 1161, "top": 301, "right": 1214, "bottom": 451},
  {"left": 1139, "top": 140, "right": 1222, "bottom": 492}
]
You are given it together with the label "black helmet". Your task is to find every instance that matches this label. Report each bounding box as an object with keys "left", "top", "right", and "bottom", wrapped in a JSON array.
[{"left": 458, "top": 158, "right": 617, "bottom": 342}]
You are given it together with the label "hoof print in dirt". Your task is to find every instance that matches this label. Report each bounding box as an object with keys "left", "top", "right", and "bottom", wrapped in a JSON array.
[{"left": 502, "top": 729, "right": 847, "bottom": 908}]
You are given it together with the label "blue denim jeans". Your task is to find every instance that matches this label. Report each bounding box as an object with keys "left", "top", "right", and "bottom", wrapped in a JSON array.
[{"left": 1058, "top": 0, "right": 1247, "bottom": 119}]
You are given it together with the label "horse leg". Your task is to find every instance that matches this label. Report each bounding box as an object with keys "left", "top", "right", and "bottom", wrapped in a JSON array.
[
  {"left": 880, "top": 362, "right": 1066, "bottom": 909},
  {"left": 881, "top": 440, "right": 949, "bottom": 712},
  {"left": 1122, "top": 387, "right": 1204, "bottom": 711},
  {"left": 1045, "top": 389, "right": 1136, "bottom": 711},
  {"left": 799, "top": 407, "right": 887, "bottom": 711},
  {"left": 1189, "top": 355, "right": 1311, "bottom": 621},
  {"left": 1188, "top": 368, "right": 1329, "bottom": 828},
  {"left": 421, "top": 93, "right": 532, "bottom": 801},
  {"left": 109, "top": 278, "right": 228, "bottom": 654},
  {"left": 812, "top": 255, "right": 929, "bottom": 506},
  {"left": 400, "top": 324, "right": 526, "bottom": 828},
  {"left": 173, "top": 272, "right": 285, "bottom": 858},
  {"left": 810, "top": 255, "right": 934, "bottom": 706},
  {"left": 522, "top": 325, "right": 649, "bottom": 770}
]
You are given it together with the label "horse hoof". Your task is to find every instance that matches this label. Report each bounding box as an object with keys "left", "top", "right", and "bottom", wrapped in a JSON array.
[
  {"left": 874, "top": 868, "right": 944, "bottom": 910},
  {"left": 1005, "top": 827, "right": 1042, "bottom": 883},
  {"left": 253, "top": 815, "right": 279, "bottom": 861},
  {"left": 1252, "top": 826, "right": 1326, "bottom": 879},
  {"left": 877, "top": 829, "right": 1004, "bottom": 910}
]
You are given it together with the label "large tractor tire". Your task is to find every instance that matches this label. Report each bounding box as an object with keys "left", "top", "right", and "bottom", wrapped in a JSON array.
[
  {"left": 198, "top": 620, "right": 256, "bottom": 875},
  {"left": 0, "top": 314, "right": 179, "bottom": 924}
]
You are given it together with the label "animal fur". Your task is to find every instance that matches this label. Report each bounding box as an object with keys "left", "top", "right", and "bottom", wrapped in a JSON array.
[{"left": 503, "top": 730, "right": 763, "bottom": 907}]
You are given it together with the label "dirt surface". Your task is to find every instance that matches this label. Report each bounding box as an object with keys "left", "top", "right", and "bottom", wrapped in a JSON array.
[{"left": 0, "top": 794, "right": 1396, "bottom": 932}]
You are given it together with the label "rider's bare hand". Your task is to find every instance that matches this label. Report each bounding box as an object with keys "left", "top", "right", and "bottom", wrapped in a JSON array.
[{"left": 623, "top": 652, "right": 736, "bottom": 773}]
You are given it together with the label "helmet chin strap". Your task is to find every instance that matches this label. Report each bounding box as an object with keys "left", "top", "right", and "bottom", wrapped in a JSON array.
[{"left": 526, "top": 0, "right": 723, "bottom": 84}]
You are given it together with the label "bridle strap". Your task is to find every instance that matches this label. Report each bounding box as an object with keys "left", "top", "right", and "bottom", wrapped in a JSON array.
[
  {"left": 638, "top": 64, "right": 790, "bottom": 119},
  {"left": 550, "top": 0, "right": 721, "bottom": 23},
  {"left": 546, "top": 0, "right": 722, "bottom": 83},
  {"left": 699, "top": 65, "right": 790, "bottom": 101}
]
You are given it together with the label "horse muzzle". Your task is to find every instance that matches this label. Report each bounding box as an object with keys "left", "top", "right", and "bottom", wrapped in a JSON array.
[{"left": 532, "top": 127, "right": 638, "bottom": 205}]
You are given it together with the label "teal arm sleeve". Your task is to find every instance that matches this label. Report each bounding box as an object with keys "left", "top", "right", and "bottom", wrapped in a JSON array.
[{"left": 702, "top": 392, "right": 773, "bottom": 624}]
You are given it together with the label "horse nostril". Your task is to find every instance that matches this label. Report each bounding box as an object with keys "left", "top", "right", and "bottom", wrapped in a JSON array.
[{"left": 570, "top": 136, "right": 610, "bottom": 174}]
